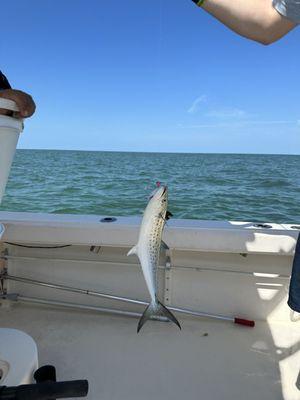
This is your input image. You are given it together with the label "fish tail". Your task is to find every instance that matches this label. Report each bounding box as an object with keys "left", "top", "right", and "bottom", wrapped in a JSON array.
[{"left": 137, "top": 300, "right": 181, "bottom": 333}]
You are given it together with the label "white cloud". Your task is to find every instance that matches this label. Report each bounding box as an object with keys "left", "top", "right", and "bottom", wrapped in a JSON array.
[
  {"left": 206, "top": 108, "right": 247, "bottom": 119},
  {"left": 179, "top": 122, "right": 232, "bottom": 129},
  {"left": 246, "top": 120, "right": 294, "bottom": 125},
  {"left": 187, "top": 95, "right": 207, "bottom": 114},
  {"left": 178, "top": 120, "right": 298, "bottom": 129}
]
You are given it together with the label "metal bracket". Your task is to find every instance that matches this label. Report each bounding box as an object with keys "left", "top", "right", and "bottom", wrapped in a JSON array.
[
  {"left": 1, "top": 293, "right": 18, "bottom": 302},
  {"left": 0, "top": 292, "right": 18, "bottom": 309},
  {"left": 0, "top": 249, "right": 8, "bottom": 295},
  {"left": 164, "top": 251, "right": 172, "bottom": 306},
  {"left": 90, "top": 246, "right": 102, "bottom": 254}
]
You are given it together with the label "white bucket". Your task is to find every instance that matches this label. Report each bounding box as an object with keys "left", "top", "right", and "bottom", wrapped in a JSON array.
[{"left": 0, "top": 98, "right": 23, "bottom": 203}]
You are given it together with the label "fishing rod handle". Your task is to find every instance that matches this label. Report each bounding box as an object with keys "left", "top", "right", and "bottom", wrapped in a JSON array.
[{"left": 0, "top": 380, "right": 89, "bottom": 400}]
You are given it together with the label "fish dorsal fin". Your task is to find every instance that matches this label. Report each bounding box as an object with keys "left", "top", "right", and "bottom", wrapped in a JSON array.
[{"left": 127, "top": 245, "right": 138, "bottom": 257}]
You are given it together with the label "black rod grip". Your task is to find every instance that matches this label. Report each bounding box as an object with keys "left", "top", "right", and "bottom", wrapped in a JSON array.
[{"left": 0, "top": 380, "right": 89, "bottom": 400}]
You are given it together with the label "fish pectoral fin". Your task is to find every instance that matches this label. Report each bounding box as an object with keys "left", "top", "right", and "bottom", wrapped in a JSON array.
[
  {"left": 158, "top": 211, "right": 173, "bottom": 222},
  {"left": 166, "top": 211, "right": 173, "bottom": 220},
  {"left": 158, "top": 213, "right": 166, "bottom": 221},
  {"left": 161, "top": 241, "right": 170, "bottom": 251},
  {"left": 127, "top": 245, "right": 138, "bottom": 257}
]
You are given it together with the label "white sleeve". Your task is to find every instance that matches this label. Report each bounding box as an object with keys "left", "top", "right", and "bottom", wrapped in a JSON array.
[{"left": 273, "top": 0, "right": 300, "bottom": 23}]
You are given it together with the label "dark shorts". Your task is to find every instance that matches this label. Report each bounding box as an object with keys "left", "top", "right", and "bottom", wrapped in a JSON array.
[
  {"left": 288, "top": 233, "right": 300, "bottom": 312},
  {"left": 0, "top": 71, "right": 11, "bottom": 90}
]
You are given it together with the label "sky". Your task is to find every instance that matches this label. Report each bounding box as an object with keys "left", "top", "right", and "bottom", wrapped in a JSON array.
[{"left": 1, "top": 0, "right": 300, "bottom": 154}]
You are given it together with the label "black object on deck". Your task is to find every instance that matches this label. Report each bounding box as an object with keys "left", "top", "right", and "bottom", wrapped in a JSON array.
[
  {"left": 0, "top": 380, "right": 89, "bottom": 399},
  {"left": 0, "top": 365, "right": 88, "bottom": 399},
  {"left": 34, "top": 365, "right": 57, "bottom": 384}
]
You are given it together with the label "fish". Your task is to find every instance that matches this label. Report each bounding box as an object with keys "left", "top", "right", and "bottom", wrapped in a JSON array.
[{"left": 127, "top": 184, "right": 181, "bottom": 332}]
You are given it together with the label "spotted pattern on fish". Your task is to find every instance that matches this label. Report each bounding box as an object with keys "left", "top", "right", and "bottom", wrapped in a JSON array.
[{"left": 147, "top": 214, "right": 165, "bottom": 268}]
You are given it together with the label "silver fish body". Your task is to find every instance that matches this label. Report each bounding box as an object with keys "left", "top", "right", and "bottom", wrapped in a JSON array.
[{"left": 128, "top": 185, "right": 181, "bottom": 332}]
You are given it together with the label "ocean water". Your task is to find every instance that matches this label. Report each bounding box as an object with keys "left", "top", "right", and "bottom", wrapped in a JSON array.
[{"left": 0, "top": 150, "right": 299, "bottom": 224}]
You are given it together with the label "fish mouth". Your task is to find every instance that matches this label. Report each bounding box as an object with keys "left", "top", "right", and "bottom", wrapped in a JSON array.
[
  {"left": 160, "top": 186, "right": 167, "bottom": 198},
  {"left": 149, "top": 185, "right": 167, "bottom": 200}
]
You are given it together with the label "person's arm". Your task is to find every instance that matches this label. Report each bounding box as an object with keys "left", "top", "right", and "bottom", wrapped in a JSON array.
[{"left": 193, "top": 0, "right": 296, "bottom": 44}]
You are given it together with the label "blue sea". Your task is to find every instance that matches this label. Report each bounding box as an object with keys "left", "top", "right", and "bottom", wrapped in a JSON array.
[{"left": 0, "top": 150, "right": 299, "bottom": 224}]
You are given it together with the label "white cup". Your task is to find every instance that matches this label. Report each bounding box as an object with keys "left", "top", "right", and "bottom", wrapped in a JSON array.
[{"left": 0, "top": 98, "right": 24, "bottom": 204}]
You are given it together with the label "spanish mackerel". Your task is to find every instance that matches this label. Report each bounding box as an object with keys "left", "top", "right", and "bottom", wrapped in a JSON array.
[{"left": 128, "top": 184, "right": 181, "bottom": 332}]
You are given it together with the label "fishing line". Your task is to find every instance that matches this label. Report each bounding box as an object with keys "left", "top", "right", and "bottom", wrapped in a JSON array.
[{"left": 157, "top": 0, "right": 163, "bottom": 62}]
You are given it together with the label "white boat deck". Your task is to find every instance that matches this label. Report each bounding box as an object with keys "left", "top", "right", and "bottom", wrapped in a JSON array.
[
  {"left": 0, "top": 212, "right": 299, "bottom": 399},
  {"left": 1, "top": 302, "right": 299, "bottom": 400}
]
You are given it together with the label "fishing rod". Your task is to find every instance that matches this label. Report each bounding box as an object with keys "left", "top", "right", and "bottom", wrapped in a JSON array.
[{"left": 2, "top": 272, "right": 255, "bottom": 327}]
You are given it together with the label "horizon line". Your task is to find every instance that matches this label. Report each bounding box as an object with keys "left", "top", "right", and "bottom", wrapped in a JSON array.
[{"left": 16, "top": 148, "right": 300, "bottom": 156}]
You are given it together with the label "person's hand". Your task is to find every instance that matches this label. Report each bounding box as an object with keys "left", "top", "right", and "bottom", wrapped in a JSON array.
[{"left": 0, "top": 89, "right": 36, "bottom": 118}]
